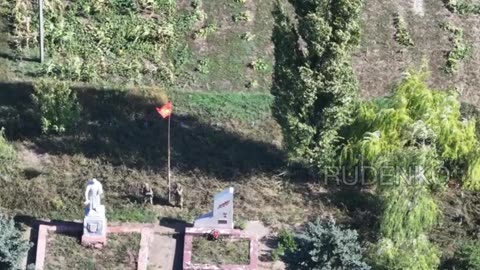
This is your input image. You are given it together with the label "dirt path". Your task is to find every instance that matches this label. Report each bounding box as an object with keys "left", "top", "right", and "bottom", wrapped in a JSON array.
[
  {"left": 149, "top": 233, "right": 177, "bottom": 270},
  {"left": 245, "top": 221, "right": 285, "bottom": 270},
  {"left": 147, "top": 224, "right": 184, "bottom": 270}
]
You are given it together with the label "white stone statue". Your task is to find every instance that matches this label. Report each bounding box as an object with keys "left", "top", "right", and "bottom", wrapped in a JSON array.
[
  {"left": 84, "top": 178, "right": 103, "bottom": 212},
  {"left": 82, "top": 178, "right": 107, "bottom": 248}
]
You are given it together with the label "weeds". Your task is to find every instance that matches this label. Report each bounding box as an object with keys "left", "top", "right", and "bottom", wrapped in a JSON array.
[
  {"left": 240, "top": 32, "right": 255, "bottom": 41},
  {"left": 245, "top": 80, "right": 259, "bottom": 89},
  {"left": 32, "top": 80, "right": 81, "bottom": 134},
  {"left": 272, "top": 228, "right": 297, "bottom": 261},
  {"left": 444, "top": 0, "right": 480, "bottom": 15},
  {"left": 193, "top": 23, "right": 218, "bottom": 39},
  {"left": 393, "top": 13, "right": 414, "bottom": 47},
  {"left": 9, "top": 0, "right": 38, "bottom": 53},
  {"left": 233, "top": 11, "right": 252, "bottom": 22},
  {"left": 249, "top": 58, "right": 270, "bottom": 72},
  {"left": 440, "top": 22, "right": 470, "bottom": 74},
  {"left": 10, "top": 0, "right": 181, "bottom": 85},
  {"left": 196, "top": 59, "right": 210, "bottom": 74}
]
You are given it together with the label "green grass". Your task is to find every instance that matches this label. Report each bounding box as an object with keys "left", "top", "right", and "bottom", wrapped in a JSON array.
[
  {"left": 45, "top": 233, "right": 141, "bottom": 270},
  {"left": 192, "top": 237, "right": 250, "bottom": 265},
  {"left": 107, "top": 203, "right": 158, "bottom": 223},
  {"left": 170, "top": 90, "right": 273, "bottom": 123}
]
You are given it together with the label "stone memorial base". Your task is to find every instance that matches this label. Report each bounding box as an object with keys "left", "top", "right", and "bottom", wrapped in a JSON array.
[{"left": 81, "top": 205, "right": 107, "bottom": 249}]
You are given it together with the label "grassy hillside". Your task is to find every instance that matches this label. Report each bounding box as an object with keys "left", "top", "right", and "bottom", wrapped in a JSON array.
[{"left": 3, "top": 0, "right": 480, "bottom": 99}]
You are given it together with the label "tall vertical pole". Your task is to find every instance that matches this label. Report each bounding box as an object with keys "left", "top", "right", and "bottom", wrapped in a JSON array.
[
  {"left": 167, "top": 115, "right": 171, "bottom": 203},
  {"left": 38, "top": 0, "right": 44, "bottom": 63}
]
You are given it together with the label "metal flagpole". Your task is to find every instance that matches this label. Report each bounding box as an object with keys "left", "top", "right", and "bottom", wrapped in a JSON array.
[
  {"left": 38, "top": 0, "right": 45, "bottom": 63},
  {"left": 167, "top": 114, "right": 171, "bottom": 203}
]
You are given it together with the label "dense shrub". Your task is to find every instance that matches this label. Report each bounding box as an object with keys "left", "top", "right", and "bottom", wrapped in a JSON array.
[
  {"left": 271, "top": 0, "right": 362, "bottom": 169},
  {"left": 272, "top": 228, "right": 297, "bottom": 261},
  {"left": 0, "top": 216, "right": 32, "bottom": 270},
  {"left": 454, "top": 240, "right": 480, "bottom": 270},
  {"left": 32, "top": 80, "right": 81, "bottom": 134},
  {"left": 284, "top": 219, "right": 370, "bottom": 270}
]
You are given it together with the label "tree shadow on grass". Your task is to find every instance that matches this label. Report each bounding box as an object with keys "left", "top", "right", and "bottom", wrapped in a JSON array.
[{"left": 0, "top": 81, "right": 284, "bottom": 181}]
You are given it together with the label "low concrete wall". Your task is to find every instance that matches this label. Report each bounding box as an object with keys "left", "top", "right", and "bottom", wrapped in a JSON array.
[
  {"left": 183, "top": 227, "right": 259, "bottom": 270},
  {"left": 35, "top": 223, "right": 152, "bottom": 270}
]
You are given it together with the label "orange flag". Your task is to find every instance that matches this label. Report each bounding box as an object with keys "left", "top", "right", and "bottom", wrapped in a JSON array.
[{"left": 156, "top": 102, "right": 172, "bottom": 118}]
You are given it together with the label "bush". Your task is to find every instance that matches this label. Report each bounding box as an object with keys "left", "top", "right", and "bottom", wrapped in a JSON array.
[
  {"left": 373, "top": 235, "right": 440, "bottom": 270},
  {"left": 285, "top": 218, "right": 370, "bottom": 270},
  {"left": 272, "top": 228, "right": 297, "bottom": 261},
  {"left": 32, "top": 80, "right": 81, "bottom": 134},
  {"left": 0, "top": 216, "right": 32, "bottom": 270},
  {"left": 454, "top": 240, "right": 480, "bottom": 270}
]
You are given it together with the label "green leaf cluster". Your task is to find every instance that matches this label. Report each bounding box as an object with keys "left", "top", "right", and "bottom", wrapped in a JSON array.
[
  {"left": 393, "top": 13, "right": 414, "bottom": 47},
  {"left": 0, "top": 215, "right": 32, "bottom": 270},
  {"left": 440, "top": 22, "right": 470, "bottom": 74},
  {"left": 32, "top": 80, "right": 81, "bottom": 134},
  {"left": 272, "top": 228, "right": 297, "bottom": 261},
  {"left": 284, "top": 219, "right": 371, "bottom": 270},
  {"left": 271, "top": 0, "right": 362, "bottom": 169}
]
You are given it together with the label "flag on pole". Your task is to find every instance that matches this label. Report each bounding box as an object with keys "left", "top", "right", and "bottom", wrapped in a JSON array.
[{"left": 156, "top": 102, "right": 172, "bottom": 118}]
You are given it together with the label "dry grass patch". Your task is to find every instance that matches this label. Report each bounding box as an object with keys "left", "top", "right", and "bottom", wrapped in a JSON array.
[
  {"left": 45, "top": 233, "right": 140, "bottom": 270},
  {"left": 192, "top": 236, "right": 249, "bottom": 265}
]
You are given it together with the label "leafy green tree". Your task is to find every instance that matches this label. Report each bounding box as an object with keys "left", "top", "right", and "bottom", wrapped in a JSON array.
[
  {"left": 0, "top": 216, "right": 32, "bottom": 270},
  {"left": 271, "top": 0, "right": 362, "bottom": 169},
  {"left": 284, "top": 218, "right": 371, "bottom": 270},
  {"left": 341, "top": 68, "right": 480, "bottom": 269}
]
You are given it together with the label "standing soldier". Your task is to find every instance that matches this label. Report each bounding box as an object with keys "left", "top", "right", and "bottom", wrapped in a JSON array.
[
  {"left": 171, "top": 183, "right": 183, "bottom": 209},
  {"left": 141, "top": 183, "right": 154, "bottom": 205}
]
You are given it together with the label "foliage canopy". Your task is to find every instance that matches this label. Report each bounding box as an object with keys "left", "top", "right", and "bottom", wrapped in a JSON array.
[{"left": 271, "top": 0, "right": 362, "bottom": 169}]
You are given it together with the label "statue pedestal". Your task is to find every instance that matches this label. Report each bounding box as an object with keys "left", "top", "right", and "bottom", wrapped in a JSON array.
[{"left": 81, "top": 205, "right": 107, "bottom": 249}]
